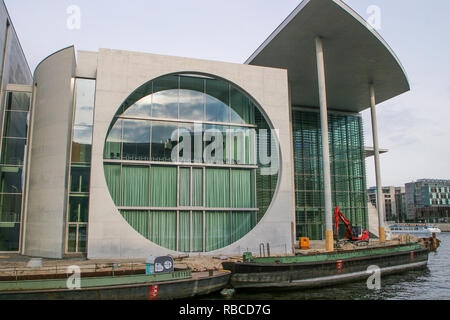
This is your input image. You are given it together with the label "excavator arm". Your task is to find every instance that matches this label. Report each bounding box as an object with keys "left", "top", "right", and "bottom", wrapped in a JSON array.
[{"left": 334, "top": 206, "right": 354, "bottom": 240}]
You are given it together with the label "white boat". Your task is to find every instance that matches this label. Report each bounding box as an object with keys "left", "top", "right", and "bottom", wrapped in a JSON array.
[{"left": 389, "top": 223, "right": 441, "bottom": 238}]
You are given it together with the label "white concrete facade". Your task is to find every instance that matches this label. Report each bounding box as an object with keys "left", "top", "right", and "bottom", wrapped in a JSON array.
[
  {"left": 24, "top": 47, "right": 76, "bottom": 258},
  {"left": 68, "top": 49, "right": 295, "bottom": 259}
]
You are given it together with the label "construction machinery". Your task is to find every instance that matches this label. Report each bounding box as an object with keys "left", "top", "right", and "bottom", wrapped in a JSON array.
[{"left": 334, "top": 206, "right": 370, "bottom": 247}]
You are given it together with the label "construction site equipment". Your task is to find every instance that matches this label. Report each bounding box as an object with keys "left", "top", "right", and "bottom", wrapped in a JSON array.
[{"left": 334, "top": 206, "right": 370, "bottom": 248}]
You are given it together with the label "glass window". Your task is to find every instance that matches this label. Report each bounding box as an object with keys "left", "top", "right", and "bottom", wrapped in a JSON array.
[
  {"left": 179, "top": 76, "right": 205, "bottom": 121},
  {"left": 0, "top": 223, "right": 20, "bottom": 251},
  {"left": 150, "top": 166, "right": 177, "bottom": 207},
  {"left": 77, "top": 225, "right": 87, "bottom": 253},
  {"left": 123, "top": 120, "right": 150, "bottom": 161},
  {"left": 123, "top": 95, "right": 151, "bottom": 118},
  {"left": 70, "top": 165, "right": 91, "bottom": 193},
  {"left": 151, "top": 121, "right": 178, "bottom": 162},
  {"left": 122, "top": 210, "right": 148, "bottom": 238},
  {"left": 3, "top": 111, "right": 28, "bottom": 138},
  {"left": 152, "top": 90, "right": 179, "bottom": 120},
  {"left": 149, "top": 211, "right": 177, "bottom": 251},
  {"left": 206, "top": 78, "right": 230, "bottom": 123},
  {"left": 0, "top": 194, "right": 22, "bottom": 223},
  {"left": 67, "top": 225, "right": 77, "bottom": 253},
  {"left": 205, "top": 211, "right": 231, "bottom": 252},
  {"left": 179, "top": 168, "right": 190, "bottom": 207},
  {"left": 71, "top": 126, "right": 93, "bottom": 163},
  {"left": 73, "top": 79, "right": 96, "bottom": 126},
  {"left": 153, "top": 75, "right": 179, "bottom": 93},
  {"left": 0, "top": 166, "right": 23, "bottom": 194},
  {"left": 68, "top": 195, "right": 89, "bottom": 223},
  {"left": 6, "top": 92, "right": 30, "bottom": 111},
  {"left": 122, "top": 165, "right": 149, "bottom": 207},
  {"left": 204, "top": 124, "right": 229, "bottom": 164},
  {"left": 104, "top": 119, "right": 122, "bottom": 160},
  {"left": 1, "top": 138, "right": 26, "bottom": 165},
  {"left": 205, "top": 168, "right": 230, "bottom": 208},
  {"left": 179, "top": 90, "right": 204, "bottom": 121},
  {"left": 230, "top": 87, "right": 255, "bottom": 124}
]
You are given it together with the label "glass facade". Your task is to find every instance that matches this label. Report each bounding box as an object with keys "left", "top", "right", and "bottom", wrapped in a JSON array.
[
  {"left": 0, "top": 91, "right": 31, "bottom": 252},
  {"left": 292, "top": 109, "right": 368, "bottom": 240},
  {"left": 66, "top": 79, "right": 96, "bottom": 254},
  {"left": 104, "top": 73, "right": 279, "bottom": 252}
]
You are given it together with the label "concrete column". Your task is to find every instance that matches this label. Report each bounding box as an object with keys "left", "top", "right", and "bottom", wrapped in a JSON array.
[
  {"left": 315, "top": 37, "right": 334, "bottom": 252},
  {"left": 370, "top": 84, "right": 386, "bottom": 242}
]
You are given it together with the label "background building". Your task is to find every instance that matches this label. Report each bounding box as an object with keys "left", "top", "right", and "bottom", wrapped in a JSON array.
[
  {"left": 405, "top": 179, "right": 450, "bottom": 222},
  {"left": 368, "top": 186, "right": 406, "bottom": 222}
]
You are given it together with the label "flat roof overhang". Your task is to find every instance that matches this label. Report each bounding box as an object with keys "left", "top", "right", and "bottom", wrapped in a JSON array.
[
  {"left": 246, "top": 0, "right": 410, "bottom": 112},
  {"left": 364, "top": 147, "right": 388, "bottom": 158}
]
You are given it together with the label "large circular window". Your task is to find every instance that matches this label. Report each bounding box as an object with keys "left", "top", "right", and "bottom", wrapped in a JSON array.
[{"left": 103, "top": 73, "right": 279, "bottom": 252}]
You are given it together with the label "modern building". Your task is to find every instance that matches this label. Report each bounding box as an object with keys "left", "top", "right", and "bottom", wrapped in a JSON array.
[
  {"left": 405, "top": 179, "right": 450, "bottom": 222},
  {"left": 0, "top": 1, "right": 33, "bottom": 253},
  {"left": 368, "top": 186, "right": 406, "bottom": 222},
  {"left": 0, "top": 0, "right": 410, "bottom": 259}
]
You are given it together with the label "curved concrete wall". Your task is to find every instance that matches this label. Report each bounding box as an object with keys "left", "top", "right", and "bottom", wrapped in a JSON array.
[
  {"left": 23, "top": 47, "right": 76, "bottom": 258},
  {"left": 87, "top": 49, "right": 295, "bottom": 259}
]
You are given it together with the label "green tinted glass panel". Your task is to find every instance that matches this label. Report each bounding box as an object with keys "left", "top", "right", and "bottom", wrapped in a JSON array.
[
  {"left": 150, "top": 166, "right": 176, "bottom": 207},
  {"left": 68, "top": 195, "right": 89, "bottom": 223},
  {"left": 6, "top": 92, "right": 30, "bottom": 111},
  {"left": 205, "top": 168, "right": 230, "bottom": 208},
  {"left": 0, "top": 166, "right": 22, "bottom": 193},
  {"left": 67, "top": 225, "right": 77, "bottom": 253},
  {"left": 122, "top": 166, "right": 149, "bottom": 207},
  {"left": 122, "top": 211, "right": 148, "bottom": 238},
  {"left": 78, "top": 225, "right": 87, "bottom": 253},
  {"left": 3, "top": 111, "right": 28, "bottom": 138},
  {"left": 0, "top": 194, "right": 21, "bottom": 223},
  {"left": 1, "top": 138, "right": 26, "bottom": 165},
  {"left": 230, "top": 87, "right": 254, "bottom": 124},
  {"left": 179, "top": 168, "right": 190, "bottom": 207},
  {"left": 192, "top": 211, "right": 203, "bottom": 252},
  {"left": 232, "top": 169, "right": 255, "bottom": 208},
  {"left": 179, "top": 211, "right": 190, "bottom": 252},
  {"left": 70, "top": 165, "right": 91, "bottom": 193},
  {"left": 232, "top": 211, "right": 256, "bottom": 242},
  {"left": 192, "top": 168, "right": 203, "bottom": 207},
  {"left": 104, "top": 164, "right": 121, "bottom": 205},
  {"left": 0, "top": 223, "right": 20, "bottom": 251},
  {"left": 149, "top": 211, "right": 176, "bottom": 251},
  {"left": 205, "top": 211, "right": 230, "bottom": 252}
]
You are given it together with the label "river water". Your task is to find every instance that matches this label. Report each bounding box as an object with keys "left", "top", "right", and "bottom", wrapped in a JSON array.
[{"left": 210, "top": 233, "right": 450, "bottom": 300}]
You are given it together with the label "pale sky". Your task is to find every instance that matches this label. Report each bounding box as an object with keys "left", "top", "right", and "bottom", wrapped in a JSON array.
[{"left": 4, "top": 0, "right": 450, "bottom": 188}]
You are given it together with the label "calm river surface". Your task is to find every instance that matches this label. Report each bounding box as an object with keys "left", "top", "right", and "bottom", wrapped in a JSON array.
[{"left": 209, "top": 232, "right": 450, "bottom": 300}]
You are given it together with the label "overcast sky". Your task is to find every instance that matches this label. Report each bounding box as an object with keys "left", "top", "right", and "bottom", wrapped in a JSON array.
[{"left": 4, "top": 0, "right": 450, "bottom": 188}]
